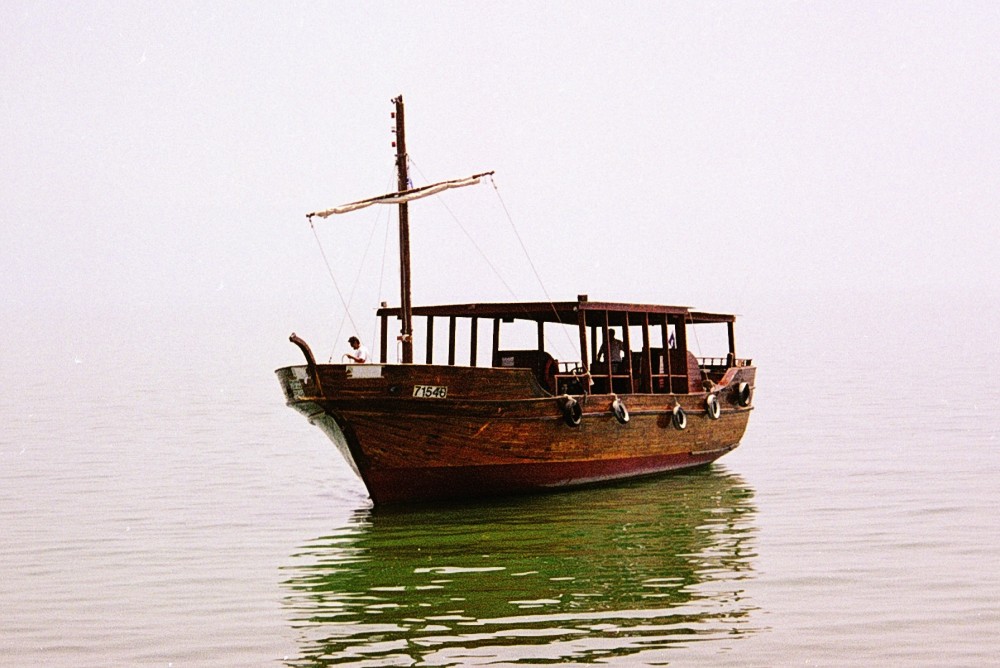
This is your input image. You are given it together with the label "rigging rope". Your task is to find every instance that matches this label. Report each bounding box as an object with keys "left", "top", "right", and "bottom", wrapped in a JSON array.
[
  {"left": 407, "top": 161, "right": 576, "bottom": 360},
  {"left": 309, "top": 161, "right": 583, "bottom": 366},
  {"left": 309, "top": 171, "right": 396, "bottom": 362},
  {"left": 409, "top": 159, "right": 519, "bottom": 300},
  {"left": 487, "top": 175, "right": 578, "bottom": 357},
  {"left": 327, "top": 201, "right": 385, "bottom": 362},
  {"left": 308, "top": 217, "right": 360, "bottom": 353}
]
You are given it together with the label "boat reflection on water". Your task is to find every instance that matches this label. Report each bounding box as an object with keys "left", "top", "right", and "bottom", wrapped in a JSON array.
[{"left": 282, "top": 467, "right": 758, "bottom": 666}]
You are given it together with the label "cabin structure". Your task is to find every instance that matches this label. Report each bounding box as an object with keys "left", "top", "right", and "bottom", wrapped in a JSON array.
[{"left": 376, "top": 294, "right": 749, "bottom": 398}]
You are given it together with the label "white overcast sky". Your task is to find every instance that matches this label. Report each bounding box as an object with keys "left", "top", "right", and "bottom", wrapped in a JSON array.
[{"left": 3, "top": 1, "right": 998, "bottom": 365}]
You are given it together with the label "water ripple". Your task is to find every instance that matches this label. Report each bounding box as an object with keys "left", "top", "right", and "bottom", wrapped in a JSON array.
[{"left": 281, "top": 468, "right": 759, "bottom": 666}]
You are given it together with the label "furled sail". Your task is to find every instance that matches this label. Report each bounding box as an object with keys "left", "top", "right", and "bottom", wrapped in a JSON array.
[{"left": 307, "top": 171, "right": 494, "bottom": 219}]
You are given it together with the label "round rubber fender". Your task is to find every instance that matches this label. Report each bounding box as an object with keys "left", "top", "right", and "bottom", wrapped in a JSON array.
[
  {"left": 612, "top": 398, "right": 630, "bottom": 425},
  {"left": 562, "top": 397, "right": 583, "bottom": 427},
  {"left": 737, "top": 382, "right": 752, "bottom": 407},
  {"left": 671, "top": 404, "right": 688, "bottom": 430},
  {"left": 543, "top": 358, "right": 557, "bottom": 393},
  {"left": 705, "top": 394, "right": 721, "bottom": 419}
]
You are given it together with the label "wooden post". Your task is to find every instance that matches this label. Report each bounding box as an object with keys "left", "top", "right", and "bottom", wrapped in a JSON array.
[
  {"left": 577, "top": 307, "right": 589, "bottom": 378},
  {"left": 380, "top": 312, "right": 388, "bottom": 363},
  {"left": 641, "top": 312, "right": 652, "bottom": 393},
  {"left": 448, "top": 316, "right": 457, "bottom": 365},
  {"left": 470, "top": 317, "right": 478, "bottom": 366},
  {"left": 602, "top": 311, "right": 613, "bottom": 385},
  {"left": 621, "top": 314, "right": 633, "bottom": 393},
  {"left": 426, "top": 316, "right": 434, "bottom": 364},
  {"left": 728, "top": 320, "right": 736, "bottom": 365},
  {"left": 590, "top": 325, "right": 598, "bottom": 365},
  {"left": 673, "top": 315, "right": 689, "bottom": 394},
  {"left": 660, "top": 316, "right": 670, "bottom": 392},
  {"left": 493, "top": 318, "right": 501, "bottom": 365}
]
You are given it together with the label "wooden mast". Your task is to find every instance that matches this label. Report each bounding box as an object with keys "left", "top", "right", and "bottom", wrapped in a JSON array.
[
  {"left": 393, "top": 95, "right": 414, "bottom": 363},
  {"left": 305, "top": 98, "right": 492, "bottom": 368}
]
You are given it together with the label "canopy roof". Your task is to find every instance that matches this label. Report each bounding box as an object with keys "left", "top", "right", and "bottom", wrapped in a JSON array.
[{"left": 376, "top": 297, "right": 736, "bottom": 326}]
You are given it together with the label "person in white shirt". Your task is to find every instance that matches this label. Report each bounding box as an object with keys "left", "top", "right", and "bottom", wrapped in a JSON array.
[{"left": 346, "top": 336, "right": 369, "bottom": 363}]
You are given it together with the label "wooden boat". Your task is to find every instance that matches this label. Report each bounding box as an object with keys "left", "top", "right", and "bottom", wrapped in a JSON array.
[{"left": 276, "top": 96, "right": 755, "bottom": 505}]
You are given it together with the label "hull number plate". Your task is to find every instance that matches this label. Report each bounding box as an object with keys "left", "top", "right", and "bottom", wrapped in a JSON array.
[{"left": 413, "top": 385, "right": 448, "bottom": 399}]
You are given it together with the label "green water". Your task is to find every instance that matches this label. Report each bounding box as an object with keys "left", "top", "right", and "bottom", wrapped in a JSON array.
[{"left": 282, "top": 469, "right": 757, "bottom": 665}]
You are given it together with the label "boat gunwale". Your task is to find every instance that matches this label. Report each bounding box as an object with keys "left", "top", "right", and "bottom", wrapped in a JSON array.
[{"left": 276, "top": 363, "right": 755, "bottom": 420}]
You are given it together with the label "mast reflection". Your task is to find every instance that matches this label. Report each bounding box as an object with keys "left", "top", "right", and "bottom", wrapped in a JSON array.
[{"left": 282, "top": 467, "right": 758, "bottom": 666}]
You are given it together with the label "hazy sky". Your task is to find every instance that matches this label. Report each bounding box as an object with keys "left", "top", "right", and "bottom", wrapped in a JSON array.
[{"left": 3, "top": 2, "right": 998, "bottom": 366}]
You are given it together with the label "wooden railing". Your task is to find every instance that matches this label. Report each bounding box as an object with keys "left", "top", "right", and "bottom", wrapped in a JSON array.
[
  {"left": 550, "top": 357, "right": 752, "bottom": 396},
  {"left": 698, "top": 356, "right": 753, "bottom": 369}
]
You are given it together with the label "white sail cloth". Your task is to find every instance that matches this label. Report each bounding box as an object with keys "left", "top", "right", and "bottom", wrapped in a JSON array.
[{"left": 307, "top": 171, "right": 493, "bottom": 219}]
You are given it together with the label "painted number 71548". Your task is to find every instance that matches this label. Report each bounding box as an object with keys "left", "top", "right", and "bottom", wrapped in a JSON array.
[{"left": 412, "top": 385, "right": 448, "bottom": 399}]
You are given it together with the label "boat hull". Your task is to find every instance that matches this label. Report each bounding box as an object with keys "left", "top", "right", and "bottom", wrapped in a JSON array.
[
  {"left": 277, "top": 363, "right": 754, "bottom": 505},
  {"left": 358, "top": 450, "right": 734, "bottom": 504}
]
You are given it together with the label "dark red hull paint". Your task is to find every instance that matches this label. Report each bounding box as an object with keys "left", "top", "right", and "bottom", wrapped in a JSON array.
[{"left": 365, "top": 449, "right": 733, "bottom": 504}]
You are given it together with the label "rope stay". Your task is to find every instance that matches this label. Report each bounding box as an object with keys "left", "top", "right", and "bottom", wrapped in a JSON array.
[
  {"left": 308, "top": 216, "right": 359, "bottom": 349},
  {"left": 308, "top": 170, "right": 396, "bottom": 362},
  {"left": 405, "top": 164, "right": 577, "bottom": 361},
  {"left": 487, "top": 174, "right": 578, "bottom": 358},
  {"left": 305, "top": 164, "right": 579, "bottom": 365},
  {"left": 409, "top": 159, "right": 519, "bottom": 300},
  {"left": 327, "top": 197, "right": 387, "bottom": 362}
]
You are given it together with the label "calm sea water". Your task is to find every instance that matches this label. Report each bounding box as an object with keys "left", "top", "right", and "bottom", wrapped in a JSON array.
[{"left": 2, "top": 289, "right": 999, "bottom": 666}]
